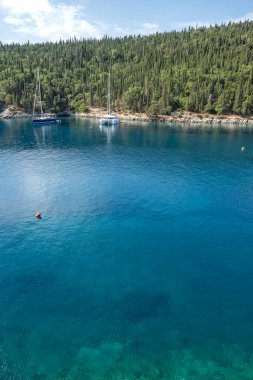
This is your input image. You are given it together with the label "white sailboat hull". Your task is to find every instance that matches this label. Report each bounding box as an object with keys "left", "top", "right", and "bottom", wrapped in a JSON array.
[{"left": 100, "top": 115, "right": 119, "bottom": 125}]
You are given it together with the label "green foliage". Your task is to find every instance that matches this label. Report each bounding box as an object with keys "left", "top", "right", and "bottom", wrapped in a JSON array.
[
  {"left": 124, "top": 86, "right": 142, "bottom": 112},
  {"left": 159, "top": 105, "right": 172, "bottom": 115},
  {"left": 146, "top": 102, "right": 160, "bottom": 117},
  {"left": 0, "top": 21, "right": 252, "bottom": 115},
  {"left": 69, "top": 93, "right": 89, "bottom": 113}
]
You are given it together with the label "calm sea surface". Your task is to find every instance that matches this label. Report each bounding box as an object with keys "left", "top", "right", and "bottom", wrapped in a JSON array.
[{"left": 1, "top": 119, "right": 253, "bottom": 379}]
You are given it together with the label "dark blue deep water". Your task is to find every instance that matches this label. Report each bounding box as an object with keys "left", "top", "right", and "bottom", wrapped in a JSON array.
[{"left": 1, "top": 119, "right": 253, "bottom": 379}]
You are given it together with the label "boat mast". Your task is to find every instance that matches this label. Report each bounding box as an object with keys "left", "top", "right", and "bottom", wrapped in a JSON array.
[
  {"left": 33, "top": 67, "right": 43, "bottom": 117},
  {"left": 32, "top": 70, "right": 37, "bottom": 117},
  {"left": 107, "top": 71, "right": 111, "bottom": 115},
  {"left": 38, "top": 68, "right": 43, "bottom": 116}
]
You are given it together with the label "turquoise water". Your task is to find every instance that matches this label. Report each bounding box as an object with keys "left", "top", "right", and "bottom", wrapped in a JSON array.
[{"left": 1, "top": 119, "right": 253, "bottom": 379}]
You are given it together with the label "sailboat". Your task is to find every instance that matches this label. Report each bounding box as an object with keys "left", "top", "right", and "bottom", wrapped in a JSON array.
[
  {"left": 32, "top": 67, "right": 57, "bottom": 124},
  {"left": 100, "top": 72, "right": 119, "bottom": 126}
]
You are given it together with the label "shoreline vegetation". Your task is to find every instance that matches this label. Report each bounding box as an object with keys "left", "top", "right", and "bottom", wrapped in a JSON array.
[
  {"left": 1, "top": 106, "right": 253, "bottom": 125},
  {"left": 0, "top": 22, "right": 252, "bottom": 120}
]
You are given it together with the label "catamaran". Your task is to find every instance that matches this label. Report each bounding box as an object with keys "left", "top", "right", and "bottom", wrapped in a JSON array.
[
  {"left": 100, "top": 72, "right": 119, "bottom": 126},
  {"left": 32, "top": 68, "right": 57, "bottom": 124}
]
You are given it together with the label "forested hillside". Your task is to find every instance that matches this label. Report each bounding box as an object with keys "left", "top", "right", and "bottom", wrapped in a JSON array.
[{"left": 0, "top": 21, "right": 253, "bottom": 115}]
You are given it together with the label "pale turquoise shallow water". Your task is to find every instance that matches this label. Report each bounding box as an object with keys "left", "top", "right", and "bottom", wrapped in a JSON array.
[{"left": 1, "top": 119, "right": 253, "bottom": 379}]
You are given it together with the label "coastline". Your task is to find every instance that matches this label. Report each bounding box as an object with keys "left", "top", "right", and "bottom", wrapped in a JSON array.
[
  {"left": 76, "top": 108, "right": 253, "bottom": 126},
  {"left": 1, "top": 106, "right": 253, "bottom": 125}
]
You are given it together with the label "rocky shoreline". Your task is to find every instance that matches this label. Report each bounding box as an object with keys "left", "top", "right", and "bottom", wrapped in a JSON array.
[
  {"left": 0, "top": 108, "right": 74, "bottom": 119},
  {"left": 1, "top": 107, "right": 253, "bottom": 125},
  {"left": 0, "top": 108, "right": 32, "bottom": 119},
  {"left": 76, "top": 111, "right": 253, "bottom": 126}
]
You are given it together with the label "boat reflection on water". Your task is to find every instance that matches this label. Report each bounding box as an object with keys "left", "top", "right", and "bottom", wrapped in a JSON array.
[
  {"left": 33, "top": 123, "right": 62, "bottom": 148},
  {"left": 99, "top": 123, "right": 119, "bottom": 144},
  {"left": 33, "top": 124, "right": 48, "bottom": 147}
]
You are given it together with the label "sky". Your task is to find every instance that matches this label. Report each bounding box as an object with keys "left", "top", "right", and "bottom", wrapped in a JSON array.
[{"left": 0, "top": 0, "right": 253, "bottom": 43}]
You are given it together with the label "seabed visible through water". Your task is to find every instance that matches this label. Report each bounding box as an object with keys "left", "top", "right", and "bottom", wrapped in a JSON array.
[{"left": 1, "top": 118, "right": 253, "bottom": 379}]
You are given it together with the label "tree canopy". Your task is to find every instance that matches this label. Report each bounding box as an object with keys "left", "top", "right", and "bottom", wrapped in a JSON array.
[{"left": 0, "top": 21, "right": 252, "bottom": 115}]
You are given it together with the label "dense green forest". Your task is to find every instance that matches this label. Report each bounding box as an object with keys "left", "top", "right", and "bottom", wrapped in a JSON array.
[{"left": 0, "top": 21, "right": 253, "bottom": 115}]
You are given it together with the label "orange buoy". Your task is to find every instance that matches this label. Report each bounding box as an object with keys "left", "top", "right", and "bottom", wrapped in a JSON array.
[{"left": 35, "top": 212, "right": 42, "bottom": 219}]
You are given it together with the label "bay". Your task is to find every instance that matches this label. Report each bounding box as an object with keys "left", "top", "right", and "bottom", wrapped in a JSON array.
[{"left": 1, "top": 118, "right": 253, "bottom": 379}]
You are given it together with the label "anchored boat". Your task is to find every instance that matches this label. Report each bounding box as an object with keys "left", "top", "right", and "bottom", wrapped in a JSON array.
[
  {"left": 100, "top": 71, "right": 119, "bottom": 126},
  {"left": 32, "top": 68, "right": 57, "bottom": 124}
]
